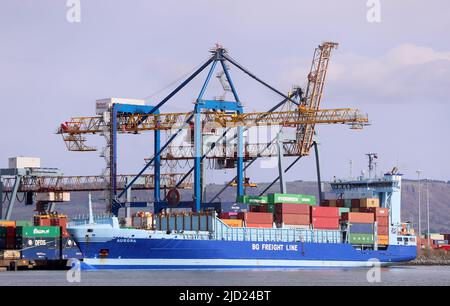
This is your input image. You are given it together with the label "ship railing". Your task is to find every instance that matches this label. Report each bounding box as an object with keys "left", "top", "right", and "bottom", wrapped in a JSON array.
[{"left": 214, "top": 218, "right": 342, "bottom": 243}]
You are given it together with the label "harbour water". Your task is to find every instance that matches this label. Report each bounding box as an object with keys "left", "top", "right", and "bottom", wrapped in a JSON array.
[{"left": 0, "top": 266, "right": 449, "bottom": 286}]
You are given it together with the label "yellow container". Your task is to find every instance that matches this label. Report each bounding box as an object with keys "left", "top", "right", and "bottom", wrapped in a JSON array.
[
  {"left": 377, "top": 235, "right": 389, "bottom": 245},
  {"left": 360, "top": 198, "right": 380, "bottom": 208},
  {"left": 221, "top": 219, "right": 243, "bottom": 227}
]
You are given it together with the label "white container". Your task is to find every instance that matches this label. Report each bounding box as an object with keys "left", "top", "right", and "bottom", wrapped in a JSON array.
[
  {"left": 35, "top": 192, "right": 56, "bottom": 202},
  {"left": 8, "top": 157, "right": 41, "bottom": 169},
  {"left": 35, "top": 192, "right": 70, "bottom": 202},
  {"left": 96, "top": 98, "right": 146, "bottom": 115}
]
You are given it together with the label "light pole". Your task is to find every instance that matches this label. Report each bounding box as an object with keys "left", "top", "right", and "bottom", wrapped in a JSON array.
[
  {"left": 426, "top": 178, "right": 430, "bottom": 249},
  {"left": 416, "top": 170, "right": 422, "bottom": 238}
]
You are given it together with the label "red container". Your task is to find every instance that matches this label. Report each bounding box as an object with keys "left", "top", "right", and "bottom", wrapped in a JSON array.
[
  {"left": 364, "top": 207, "right": 389, "bottom": 218},
  {"left": 341, "top": 212, "right": 374, "bottom": 223},
  {"left": 244, "top": 212, "right": 273, "bottom": 224},
  {"left": 311, "top": 217, "right": 340, "bottom": 230},
  {"left": 275, "top": 214, "right": 310, "bottom": 225},
  {"left": 336, "top": 199, "right": 345, "bottom": 207},
  {"left": 321, "top": 200, "right": 330, "bottom": 207},
  {"left": 311, "top": 206, "right": 339, "bottom": 218},
  {"left": 351, "top": 199, "right": 360, "bottom": 208},
  {"left": 246, "top": 223, "right": 273, "bottom": 228},
  {"left": 275, "top": 203, "right": 310, "bottom": 215},
  {"left": 376, "top": 216, "right": 389, "bottom": 227},
  {"left": 220, "top": 212, "right": 240, "bottom": 219},
  {"left": 378, "top": 226, "right": 389, "bottom": 235}
]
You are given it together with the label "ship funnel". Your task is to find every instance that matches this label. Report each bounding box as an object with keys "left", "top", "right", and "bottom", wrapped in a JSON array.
[{"left": 88, "top": 193, "right": 94, "bottom": 224}]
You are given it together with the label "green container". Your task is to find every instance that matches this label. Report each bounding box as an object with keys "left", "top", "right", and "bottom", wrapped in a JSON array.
[
  {"left": 344, "top": 199, "right": 352, "bottom": 208},
  {"left": 16, "top": 220, "right": 33, "bottom": 227},
  {"left": 338, "top": 208, "right": 350, "bottom": 216},
  {"left": 236, "top": 195, "right": 269, "bottom": 204},
  {"left": 20, "top": 226, "right": 61, "bottom": 238},
  {"left": 348, "top": 233, "right": 374, "bottom": 244},
  {"left": 267, "top": 193, "right": 316, "bottom": 205}
]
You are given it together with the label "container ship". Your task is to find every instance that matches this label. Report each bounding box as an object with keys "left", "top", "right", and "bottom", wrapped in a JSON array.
[{"left": 67, "top": 171, "right": 417, "bottom": 270}]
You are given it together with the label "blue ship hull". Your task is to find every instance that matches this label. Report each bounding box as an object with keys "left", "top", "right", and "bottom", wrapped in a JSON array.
[{"left": 76, "top": 238, "right": 417, "bottom": 270}]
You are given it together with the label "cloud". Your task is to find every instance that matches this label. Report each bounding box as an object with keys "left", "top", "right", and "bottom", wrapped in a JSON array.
[{"left": 326, "top": 44, "right": 450, "bottom": 103}]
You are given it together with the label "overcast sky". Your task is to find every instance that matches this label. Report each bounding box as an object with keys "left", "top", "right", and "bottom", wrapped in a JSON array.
[{"left": 0, "top": 0, "right": 449, "bottom": 185}]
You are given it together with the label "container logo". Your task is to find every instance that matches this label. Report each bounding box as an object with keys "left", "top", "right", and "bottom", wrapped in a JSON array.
[{"left": 33, "top": 228, "right": 50, "bottom": 235}]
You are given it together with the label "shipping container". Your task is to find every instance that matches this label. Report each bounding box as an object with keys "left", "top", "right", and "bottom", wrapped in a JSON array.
[
  {"left": 349, "top": 223, "right": 374, "bottom": 234},
  {"left": 351, "top": 199, "right": 360, "bottom": 208},
  {"left": 311, "top": 206, "right": 339, "bottom": 218},
  {"left": 338, "top": 207, "right": 350, "bottom": 216},
  {"left": 327, "top": 200, "right": 337, "bottom": 207},
  {"left": 359, "top": 198, "right": 380, "bottom": 208},
  {"left": 246, "top": 223, "right": 273, "bottom": 229},
  {"left": 18, "top": 226, "right": 61, "bottom": 238},
  {"left": 243, "top": 212, "right": 273, "bottom": 224},
  {"left": 0, "top": 250, "right": 21, "bottom": 260},
  {"left": 0, "top": 227, "right": 6, "bottom": 238},
  {"left": 20, "top": 237, "right": 60, "bottom": 260},
  {"left": 377, "top": 235, "right": 389, "bottom": 245},
  {"left": 321, "top": 200, "right": 329, "bottom": 206},
  {"left": 8, "top": 156, "right": 41, "bottom": 169},
  {"left": 0, "top": 220, "right": 16, "bottom": 227},
  {"left": 61, "top": 237, "right": 83, "bottom": 260},
  {"left": 336, "top": 199, "right": 345, "bottom": 207},
  {"left": 351, "top": 208, "right": 361, "bottom": 212},
  {"left": 341, "top": 212, "right": 374, "bottom": 224},
  {"left": 236, "top": 195, "right": 268, "bottom": 204},
  {"left": 221, "top": 219, "right": 243, "bottom": 227},
  {"left": 220, "top": 212, "right": 240, "bottom": 219},
  {"left": 275, "top": 214, "right": 310, "bottom": 225},
  {"left": 275, "top": 203, "right": 310, "bottom": 215},
  {"left": 348, "top": 233, "right": 374, "bottom": 244},
  {"left": 376, "top": 216, "right": 389, "bottom": 227},
  {"left": 344, "top": 199, "right": 352, "bottom": 208},
  {"left": 377, "top": 226, "right": 389, "bottom": 235},
  {"left": 364, "top": 207, "right": 389, "bottom": 217},
  {"left": 267, "top": 193, "right": 316, "bottom": 205},
  {"left": 95, "top": 98, "right": 146, "bottom": 115},
  {"left": 311, "top": 217, "right": 340, "bottom": 230},
  {"left": 429, "top": 234, "right": 445, "bottom": 240},
  {"left": 15, "top": 220, "right": 33, "bottom": 227}
]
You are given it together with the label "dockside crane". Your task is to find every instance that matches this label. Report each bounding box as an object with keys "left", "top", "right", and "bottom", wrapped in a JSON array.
[{"left": 56, "top": 43, "right": 369, "bottom": 215}]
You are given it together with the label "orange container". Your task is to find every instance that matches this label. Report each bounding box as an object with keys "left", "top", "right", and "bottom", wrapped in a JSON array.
[
  {"left": 364, "top": 207, "right": 389, "bottom": 217},
  {"left": 341, "top": 212, "right": 374, "bottom": 224},
  {"left": 359, "top": 198, "right": 380, "bottom": 208},
  {"left": 246, "top": 223, "right": 273, "bottom": 228},
  {"left": 221, "top": 219, "right": 243, "bottom": 227},
  {"left": 0, "top": 220, "right": 16, "bottom": 227},
  {"left": 377, "top": 235, "right": 389, "bottom": 245}
]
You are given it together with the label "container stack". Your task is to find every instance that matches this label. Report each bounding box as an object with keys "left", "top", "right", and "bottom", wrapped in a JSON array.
[
  {"left": 342, "top": 212, "right": 375, "bottom": 244},
  {"left": 350, "top": 198, "right": 380, "bottom": 212},
  {"left": 274, "top": 203, "right": 311, "bottom": 228},
  {"left": 365, "top": 208, "right": 390, "bottom": 245},
  {"left": 16, "top": 226, "right": 61, "bottom": 260},
  {"left": 219, "top": 212, "right": 244, "bottom": 227},
  {"left": 311, "top": 207, "right": 340, "bottom": 230}
]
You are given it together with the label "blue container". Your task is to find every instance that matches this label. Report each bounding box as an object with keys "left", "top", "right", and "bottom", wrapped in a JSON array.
[
  {"left": 0, "top": 237, "right": 6, "bottom": 250},
  {"left": 349, "top": 223, "right": 374, "bottom": 234},
  {"left": 20, "top": 237, "right": 60, "bottom": 260},
  {"left": 61, "top": 237, "right": 83, "bottom": 260}
]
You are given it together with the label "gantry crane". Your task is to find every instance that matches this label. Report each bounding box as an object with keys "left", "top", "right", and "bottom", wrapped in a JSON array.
[{"left": 57, "top": 43, "right": 369, "bottom": 215}]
